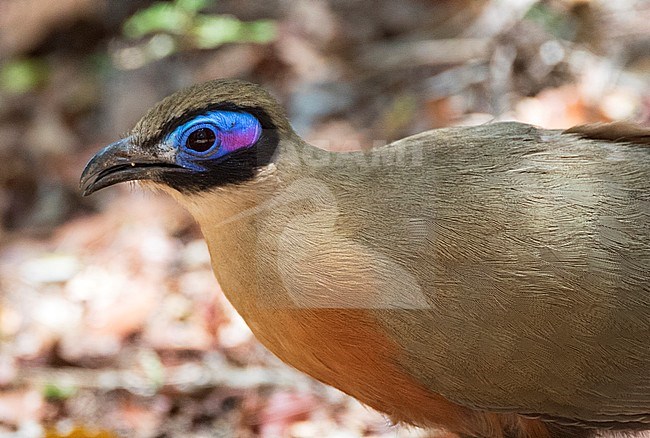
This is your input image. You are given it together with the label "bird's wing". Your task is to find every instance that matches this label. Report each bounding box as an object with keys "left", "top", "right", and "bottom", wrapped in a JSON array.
[
  {"left": 564, "top": 121, "right": 650, "bottom": 146},
  {"left": 365, "top": 123, "right": 650, "bottom": 428}
]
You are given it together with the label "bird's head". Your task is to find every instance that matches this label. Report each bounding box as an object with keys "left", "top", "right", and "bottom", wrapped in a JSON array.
[{"left": 80, "top": 79, "right": 293, "bottom": 197}]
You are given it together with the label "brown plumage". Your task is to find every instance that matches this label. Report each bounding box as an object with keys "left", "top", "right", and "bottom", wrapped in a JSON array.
[{"left": 80, "top": 79, "right": 650, "bottom": 438}]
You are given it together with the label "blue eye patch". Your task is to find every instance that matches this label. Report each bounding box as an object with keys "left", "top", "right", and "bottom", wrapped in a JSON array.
[{"left": 167, "top": 110, "right": 262, "bottom": 171}]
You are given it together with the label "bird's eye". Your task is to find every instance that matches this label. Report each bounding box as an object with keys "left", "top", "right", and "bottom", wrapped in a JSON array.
[
  {"left": 185, "top": 126, "right": 218, "bottom": 153},
  {"left": 171, "top": 111, "right": 261, "bottom": 169}
]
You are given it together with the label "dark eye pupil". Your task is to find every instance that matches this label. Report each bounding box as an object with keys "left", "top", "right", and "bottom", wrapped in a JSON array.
[{"left": 187, "top": 128, "right": 216, "bottom": 152}]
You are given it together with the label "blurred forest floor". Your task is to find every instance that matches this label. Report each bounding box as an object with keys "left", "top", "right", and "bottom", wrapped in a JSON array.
[{"left": 0, "top": 0, "right": 649, "bottom": 437}]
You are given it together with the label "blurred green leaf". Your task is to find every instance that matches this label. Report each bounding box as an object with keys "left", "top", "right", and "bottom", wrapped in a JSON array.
[
  {"left": 193, "top": 16, "right": 276, "bottom": 49},
  {"left": 192, "top": 15, "right": 243, "bottom": 47},
  {"left": 0, "top": 58, "right": 48, "bottom": 94},
  {"left": 120, "top": 0, "right": 275, "bottom": 66},
  {"left": 123, "top": 3, "right": 191, "bottom": 39},
  {"left": 244, "top": 20, "right": 277, "bottom": 43},
  {"left": 176, "top": 0, "right": 212, "bottom": 13},
  {"left": 43, "top": 382, "right": 77, "bottom": 400}
]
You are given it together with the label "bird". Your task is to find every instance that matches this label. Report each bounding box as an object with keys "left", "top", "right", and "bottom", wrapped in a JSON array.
[{"left": 80, "top": 79, "right": 650, "bottom": 438}]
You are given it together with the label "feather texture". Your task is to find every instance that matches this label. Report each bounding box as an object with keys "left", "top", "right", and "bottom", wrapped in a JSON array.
[
  {"left": 177, "top": 122, "right": 650, "bottom": 437},
  {"left": 84, "top": 79, "right": 650, "bottom": 438}
]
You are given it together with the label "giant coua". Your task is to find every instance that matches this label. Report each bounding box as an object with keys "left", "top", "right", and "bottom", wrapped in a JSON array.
[{"left": 80, "top": 79, "right": 650, "bottom": 438}]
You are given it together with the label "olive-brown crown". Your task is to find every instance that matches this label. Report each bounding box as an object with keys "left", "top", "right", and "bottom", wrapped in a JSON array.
[{"left": 131, "top": 79, "right": 292, "bottom": 146}]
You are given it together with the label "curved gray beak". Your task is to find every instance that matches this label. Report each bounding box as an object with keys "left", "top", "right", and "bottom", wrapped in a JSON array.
[{"left": 80, "top": 137, "right": 180, "bottom": 196}]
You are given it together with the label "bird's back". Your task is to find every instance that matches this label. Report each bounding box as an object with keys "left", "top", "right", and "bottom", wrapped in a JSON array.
[{"left": 309, "top": 122, "right": 650, "bottom": 429}]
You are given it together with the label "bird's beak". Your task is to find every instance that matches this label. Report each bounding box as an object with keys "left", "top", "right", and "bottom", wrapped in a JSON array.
[{"left": 80, "top": 136, "right": 180, "bottom": 196}]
